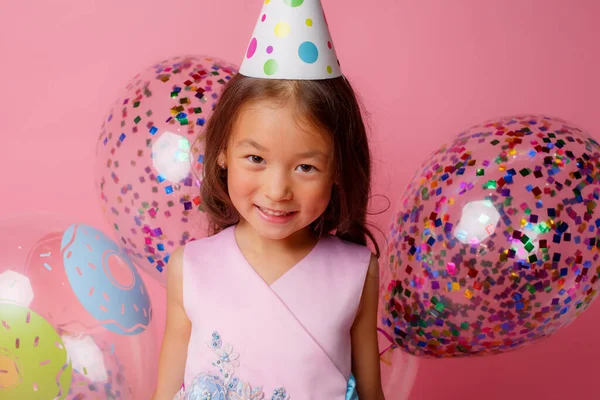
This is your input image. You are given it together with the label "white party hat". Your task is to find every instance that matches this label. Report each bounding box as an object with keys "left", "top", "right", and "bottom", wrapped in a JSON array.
[{"left": 239, "top": 0, "right": 342, "bottom": 80}]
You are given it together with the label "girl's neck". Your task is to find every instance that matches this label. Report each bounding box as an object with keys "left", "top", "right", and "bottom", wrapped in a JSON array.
[{"left": 234, "top": 220, "right": 318, "bottom": 256}]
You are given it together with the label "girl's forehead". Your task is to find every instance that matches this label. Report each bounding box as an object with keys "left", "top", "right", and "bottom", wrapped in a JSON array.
[{"left": 230, "top": 102, "right": 332, "bottom": 150}]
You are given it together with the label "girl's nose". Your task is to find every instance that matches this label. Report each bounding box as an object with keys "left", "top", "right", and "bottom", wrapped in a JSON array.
[{"left": 264, "top": 170, "right": 293, "bottom": 202}]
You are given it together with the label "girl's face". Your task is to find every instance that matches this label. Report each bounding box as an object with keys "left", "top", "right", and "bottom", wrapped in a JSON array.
[{"left": 220, "top": 99, "right": 335, "bottom": 242}]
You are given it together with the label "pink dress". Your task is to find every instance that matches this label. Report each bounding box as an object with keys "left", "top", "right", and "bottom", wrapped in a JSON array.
[{"left": 176, "top": 225, "right": 371, "bottom": 400}]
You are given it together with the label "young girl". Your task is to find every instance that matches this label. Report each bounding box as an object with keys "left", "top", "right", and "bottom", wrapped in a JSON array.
[{"left": 153, "top": 1, "right": 385, "bottom": 399}]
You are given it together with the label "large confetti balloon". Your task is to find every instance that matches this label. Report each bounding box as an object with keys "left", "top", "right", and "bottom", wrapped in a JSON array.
[
  {"left": 95, "top": 55, "right": 238, "bottom": 286},
  {"left": 0, "top": 215, "right": 158, "bottom": 398},
  {"left": 379, "top": 115, "right": 600, "bottom": 358}
]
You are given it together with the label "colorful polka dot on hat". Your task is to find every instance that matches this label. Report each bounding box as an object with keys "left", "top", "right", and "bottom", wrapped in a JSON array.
[{"left": 239, "top": 0, "right": 342, "bottom": 80}]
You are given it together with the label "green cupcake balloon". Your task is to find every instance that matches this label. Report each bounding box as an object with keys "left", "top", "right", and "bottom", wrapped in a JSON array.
[{"left": 0, "top": 303, "right": 72, "bottom": 399}]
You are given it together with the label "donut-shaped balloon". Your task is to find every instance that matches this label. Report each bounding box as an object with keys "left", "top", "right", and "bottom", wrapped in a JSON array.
[
  {"left": 0, "top": 303, "right": 73, "bottom": 399},
  {"left": 60, "top": 224, "right": 152, "bottom": 335}
]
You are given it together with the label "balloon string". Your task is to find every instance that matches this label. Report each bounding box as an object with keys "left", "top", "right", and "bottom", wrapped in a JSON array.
[
  {"left": 379, "top": 344, "right": 394, "bottom": 357},
  {"left": 377, "top": 327, "right": 394, "bottom": 342},
  {"left": 377, "top": 327, "right": 398, "bottom": 357}
]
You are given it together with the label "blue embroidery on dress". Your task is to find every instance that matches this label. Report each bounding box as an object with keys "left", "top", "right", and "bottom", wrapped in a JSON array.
[{"left": 175, "top": 331, "right": 289, "bottom": 400}]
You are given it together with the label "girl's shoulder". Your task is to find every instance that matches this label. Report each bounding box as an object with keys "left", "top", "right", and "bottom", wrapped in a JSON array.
[
  {"left": 325, "top": 234, "right": 378, "bottom": 278},
  {"left": 325, "top": 233, "right": 374, "bottom": 258},
  {"left": 166, "top": 226, "right": 234, "bottom": 282},
  {"left": 183, "top": 225, "right": 234, "bottom": 252}
]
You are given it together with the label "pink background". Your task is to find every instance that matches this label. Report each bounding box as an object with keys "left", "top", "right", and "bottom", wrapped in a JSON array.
[{"left": 1, "top": 0, "right": 599, "bottom": 399}]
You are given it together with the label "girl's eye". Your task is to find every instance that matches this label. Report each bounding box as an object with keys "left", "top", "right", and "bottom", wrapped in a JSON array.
[
  {"left": 297, "top": 164, "right": 316, "bottom": 173},
  {"left": 247, "top": 155, "right": 264, "bottom": 164}
]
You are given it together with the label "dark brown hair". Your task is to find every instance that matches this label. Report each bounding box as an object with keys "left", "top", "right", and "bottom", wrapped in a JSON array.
[{"left": 199, "top": 73, "right": 380, "bottom": 258}]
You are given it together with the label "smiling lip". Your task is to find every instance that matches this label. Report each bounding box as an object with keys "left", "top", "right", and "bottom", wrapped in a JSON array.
[
  {"left": 255, "top": 205, "right": 297, "bottom": 224},
  {"left": 256, "top": 205, "right": 296, "bottom": 216}
]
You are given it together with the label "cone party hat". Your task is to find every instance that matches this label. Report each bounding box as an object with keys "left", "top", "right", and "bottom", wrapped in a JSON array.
[{"left": 239, "top": 0, "right": 342, "bottom": 80}]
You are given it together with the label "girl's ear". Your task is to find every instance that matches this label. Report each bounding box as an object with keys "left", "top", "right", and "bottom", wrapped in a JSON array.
[{"left": 217, "top": 151, "right": 226, "bottom": 169}]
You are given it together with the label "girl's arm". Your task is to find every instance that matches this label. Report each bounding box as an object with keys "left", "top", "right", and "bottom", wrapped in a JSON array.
[
  {"left": 152, "top": 246, "right": 192, "bottom": 400},
  {"left": 351, "top": 253, "right": 386, "bottom": 399}
]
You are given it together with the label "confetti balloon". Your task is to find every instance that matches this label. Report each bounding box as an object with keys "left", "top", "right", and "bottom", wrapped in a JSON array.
[
  {"left": 0, "top": 215, "right": 158, "bottom": 398},
  {"left": 379, "top": 115, "right": 600, "bottom": 358},
  {"left": 95, "top": 55, "right": 238, "bottom": 286}
]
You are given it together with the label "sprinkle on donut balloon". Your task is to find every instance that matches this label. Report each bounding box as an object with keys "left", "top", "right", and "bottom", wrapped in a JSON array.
[
  {"left": 95, "top": 55, "right": 238, "bottom": 286},
  {"left": 379, "top": 115, "right": 600, "bottom": 358}
]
